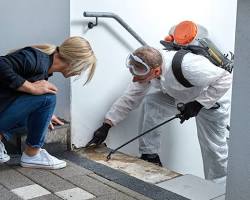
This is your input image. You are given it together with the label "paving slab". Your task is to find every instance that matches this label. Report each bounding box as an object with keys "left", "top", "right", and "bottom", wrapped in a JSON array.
[
  {"left": 50, "top": 161, "right": 93, "bottom": 179},
  {"left": 157, "top": 174, "right": 225, "bottom": 200},
  {"left": 11, "top": 184, "right": 50, "bottom": 200},
  {"left": 16, "top": 167, "right": 76, "bottom": 192},
  {"left": 0, "top": 166, "right": 34, "bottom": 190},
  {"left": 67, "top": 175, "right": 118, "bottom": 197},
  {"left": 55, "top": 187, "right": 95, "bottom": 200},
  {"left": 0, "top": 184, "right": 22, "bottom": 200},
  {"left": 31, "top": 194, "right": 63, "bottom": 200}
]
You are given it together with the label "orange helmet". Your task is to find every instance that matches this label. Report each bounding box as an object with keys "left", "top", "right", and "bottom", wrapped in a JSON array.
[{"left": 164, "top": 21, "right": 208, "bottom": 45}]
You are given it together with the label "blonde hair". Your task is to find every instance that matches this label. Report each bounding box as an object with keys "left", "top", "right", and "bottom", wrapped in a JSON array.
[
  {"left": 32, "top": 36, "right": 96, "bottom": 84},
  {"left": 133, "top": 46, "right": 163, "bottom": 69}
]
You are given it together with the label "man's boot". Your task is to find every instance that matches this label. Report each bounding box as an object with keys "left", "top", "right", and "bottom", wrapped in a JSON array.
[{"left": 140, "top": 153, "right": 162, "bottom": 167}]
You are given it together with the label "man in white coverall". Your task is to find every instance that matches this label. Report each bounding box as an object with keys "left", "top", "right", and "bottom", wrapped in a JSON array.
[{"left": 87, "top": 21, "right": 232, "bottom": 182}]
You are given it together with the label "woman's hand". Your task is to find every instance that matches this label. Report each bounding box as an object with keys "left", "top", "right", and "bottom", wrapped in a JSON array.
[
  {"left": 49, "top": 115, "right": 64, "bottom": 130},
  {"left": 18, "top": 80, "right": 58, "bottom": 95}
]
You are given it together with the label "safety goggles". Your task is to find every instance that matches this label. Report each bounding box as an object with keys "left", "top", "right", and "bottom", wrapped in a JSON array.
[{"left": 126, "top": 53, "right": 151, "bottom": 76}]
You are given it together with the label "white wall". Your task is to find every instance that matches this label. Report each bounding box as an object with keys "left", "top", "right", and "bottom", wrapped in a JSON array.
[
  {"left": 70, "top": 0, "right": 237, "bottom": 178},
  {"left": 0, "top": 0, "right": 70, "bottom": 121}
]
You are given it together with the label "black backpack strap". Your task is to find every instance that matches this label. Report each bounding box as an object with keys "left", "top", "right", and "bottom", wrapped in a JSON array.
[
  {"left": 160, "top": 40, "right": 182, "bottom": 51},
  {"left": 172, "top": 49, "right": 194, "bottom": 88}
]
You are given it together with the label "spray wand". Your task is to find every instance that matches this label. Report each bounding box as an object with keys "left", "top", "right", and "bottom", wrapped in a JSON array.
[{"left": 106, "top": 103, "right": 184, "bottom": 161}]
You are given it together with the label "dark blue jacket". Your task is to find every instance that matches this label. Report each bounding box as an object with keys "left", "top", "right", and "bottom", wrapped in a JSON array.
[{"left": 0, "top": 47, "right": 53, "bottom": 112}]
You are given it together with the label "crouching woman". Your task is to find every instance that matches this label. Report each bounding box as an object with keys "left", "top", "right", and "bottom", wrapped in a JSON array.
[{"left": 0, "top": 36, "right": 96, "bottom": 169}]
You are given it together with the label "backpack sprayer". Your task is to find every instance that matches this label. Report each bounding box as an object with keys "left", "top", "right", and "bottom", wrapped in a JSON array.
[
  {"left": 162, "top": 20, "right": 234, "bottom": 73},
  {"left": 160, "top": 38, "right": 234, "bottom": 74},
  {"left": 197, "top": 38, "right": 234, "bottom": 73}
]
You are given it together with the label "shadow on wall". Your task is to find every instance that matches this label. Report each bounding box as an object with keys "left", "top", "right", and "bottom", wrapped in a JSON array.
[{"left": 71, "top": 20, "right": 137, "bottom": 51}]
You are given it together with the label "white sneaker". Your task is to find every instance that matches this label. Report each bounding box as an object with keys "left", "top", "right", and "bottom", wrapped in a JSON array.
[
  {"left": 20, "top": 149, "right": 66, "bottom": 169},
  {"left": 0, "top": 140, "right": 10, "bottom": 163}
]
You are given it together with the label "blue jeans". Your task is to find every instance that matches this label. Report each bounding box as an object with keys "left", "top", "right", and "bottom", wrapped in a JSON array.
[{"left": 0, "top": 94, "right": 56, "bottom": 148}]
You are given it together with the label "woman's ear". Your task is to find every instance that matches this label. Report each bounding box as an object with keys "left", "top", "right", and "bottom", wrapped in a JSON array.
[{"left": 53, "top": 51, "right": 61, "bottom": 61}]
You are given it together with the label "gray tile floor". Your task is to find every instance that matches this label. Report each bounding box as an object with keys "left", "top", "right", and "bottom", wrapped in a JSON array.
[
  {"left": 0, "top": 152, "right": 226, "bottom": 200},
  {"left": 0, "top": 159, "right": 150, "bottom": 200}
]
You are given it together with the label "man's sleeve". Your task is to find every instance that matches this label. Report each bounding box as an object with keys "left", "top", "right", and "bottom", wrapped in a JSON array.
[{"left": 105, "top": 82, "right": 151, "bottom": 126}]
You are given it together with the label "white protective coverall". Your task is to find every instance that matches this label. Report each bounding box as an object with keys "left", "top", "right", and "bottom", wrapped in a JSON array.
[{"left": 105, "top": 50, "right": 232, "bottom": 181}]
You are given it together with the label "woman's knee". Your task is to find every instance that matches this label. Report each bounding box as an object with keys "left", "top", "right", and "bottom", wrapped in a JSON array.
[
  {"left": 31, "top": 94, "right": 56, "bottom": 112},
  {"left": 46, "top": 94, "right": 56, "bottom": 103},
  {"left": 43, "top": 94, "right": 56, "bottom": 107}
]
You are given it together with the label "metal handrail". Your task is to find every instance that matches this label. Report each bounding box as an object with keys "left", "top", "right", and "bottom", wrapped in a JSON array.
[{"left": 83, "top": 11, "right": 147, "bottom": 46}]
